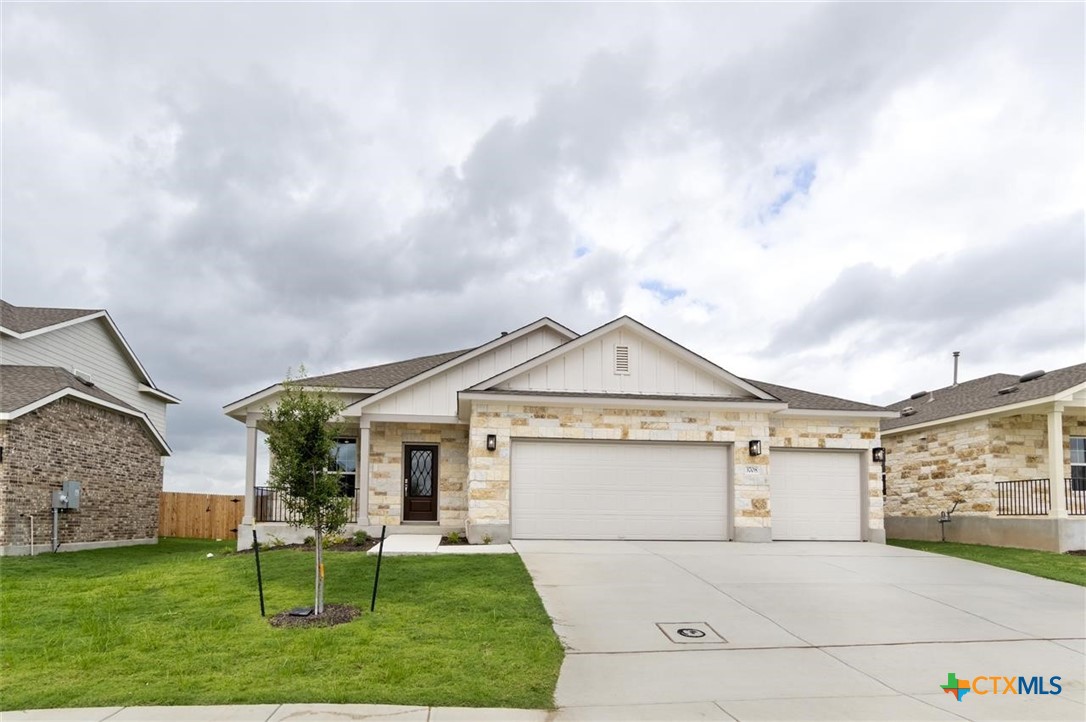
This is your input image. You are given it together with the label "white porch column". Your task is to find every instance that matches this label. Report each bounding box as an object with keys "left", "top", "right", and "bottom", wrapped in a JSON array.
[
  {"left": 1048, "top": 404, "right": 1067, "bottom": 519},
  {"left": 242, "top": 412, "right": 259, "bottom": 524},
  {"left": 357, "top": 418, "right": 371, "bottom": 525}
]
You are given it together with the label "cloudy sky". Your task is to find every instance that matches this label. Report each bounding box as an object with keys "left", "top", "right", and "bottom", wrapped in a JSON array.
[{"left": 3, "top": 2, "right": 1083, "bottom": 494}]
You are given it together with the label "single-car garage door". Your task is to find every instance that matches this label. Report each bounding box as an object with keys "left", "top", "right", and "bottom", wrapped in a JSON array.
[
  {"left": 511, "top": 440, "right": 728, "bottom": 540},
  {"left": 771, "top": 450, "right": 862, "bottom": 541}
]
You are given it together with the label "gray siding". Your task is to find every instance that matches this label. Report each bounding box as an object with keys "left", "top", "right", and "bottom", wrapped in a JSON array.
[{"left": 0, "top": 320, "right": 168, "bottom": 437}]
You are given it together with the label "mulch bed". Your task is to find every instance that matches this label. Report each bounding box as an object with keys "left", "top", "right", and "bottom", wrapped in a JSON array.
[
  {"left": 1066, "top": 550, "right": 1086, "bottom": 557},
  {"left": 268, "top": 604, "right": 361, "bottom": 628},
  {"left": 237, "top": 537, "right": 380, "bottom": 554},
  {"left": 439, "top": 534, "right": 470, "bottom": 546}
]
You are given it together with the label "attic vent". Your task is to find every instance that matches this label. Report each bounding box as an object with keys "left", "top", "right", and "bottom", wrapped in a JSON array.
[
  {"left": 997, "top": 385, "right": 1019, "bottom": 395},
  {"left": 909, "top": 390, "right": 928, "bottom": 400},
  {"left": 900, "top": 406, "right": 917, "bottom": 417},
  {"left": 73, "top": 369, "right": 95, "bottom": 387},
  {"left": 614, "top": 345, "right": 630, "bottom": 375},
  {"left": 1018, "top": 369, "right": 1046, "bottom": 383}
]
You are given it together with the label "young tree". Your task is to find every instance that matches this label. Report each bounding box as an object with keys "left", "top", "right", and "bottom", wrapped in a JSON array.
[{"left": 262, "top": 373, "right": 351, "bottom": 615}]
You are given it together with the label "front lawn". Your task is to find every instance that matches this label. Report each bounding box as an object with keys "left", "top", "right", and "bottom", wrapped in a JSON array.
[
  {"left": 888, "top": 539, "right": 1086, "bottom": 586},
  {"left": 0, "top": 538, "right": 563, "bottom": 711}
]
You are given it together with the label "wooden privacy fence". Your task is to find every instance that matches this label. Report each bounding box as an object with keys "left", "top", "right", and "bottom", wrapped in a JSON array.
[{"left": 159, "top": 492, "right": 244, "bottom": 539}]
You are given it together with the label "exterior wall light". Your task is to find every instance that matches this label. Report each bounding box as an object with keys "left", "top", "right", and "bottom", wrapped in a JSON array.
[
  {"left": 748, "top": 440, "right": 762, "bottom": 457},
  {"left": 872, "top": 447, "right": 886, "bottom": 463},
  {"left": 486, "top": 434, "right": 497, "bottom": 452}
]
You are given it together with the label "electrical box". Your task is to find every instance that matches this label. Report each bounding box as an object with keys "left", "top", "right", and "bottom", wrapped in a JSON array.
[{"left": 52, "top": 481, "right": 82, "bottom": 510}]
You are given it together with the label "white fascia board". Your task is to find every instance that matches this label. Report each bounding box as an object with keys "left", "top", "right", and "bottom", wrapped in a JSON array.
[
  {"left": 467, "top": 315, "right": 775, "bottom": 400},
  {"left": 224, "top": 384, "right": 283, "bottom": 419},
  {"left": 458, "top": 390, "right": 788, "bottom": 412},
  {"left": 139, "top": 384, "right": 181, "bottom": 404},
  {"left": 776, "top": 408, "right": 898, "bottom": 419},
  {"left": 349, "top": 318, "right": 579, "bottom": 413},
  {"left": 1, "top": 388, "right": 171, "bottom": 454},
  {"left": 224, "top": 385, "right": 380, "bottom": 420},
  {"left": 361, "top": 413, "right": 465, "bottom": 425},
  {"left": 882, "top": 395, "right": 1070, "bottom": 436},
  {"left": 0, "top": 311, "right": 106, "bottom": 340}
]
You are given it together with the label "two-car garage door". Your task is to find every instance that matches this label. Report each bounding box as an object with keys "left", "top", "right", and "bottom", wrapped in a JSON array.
[
  {"left": 511, "top": 440, "right": 729, "bottom": 540},
  {"left": 509, "top": 440, "right": 862, "bottom": 541}
]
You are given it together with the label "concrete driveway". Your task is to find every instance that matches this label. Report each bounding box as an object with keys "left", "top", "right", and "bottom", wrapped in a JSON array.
[{"left": 514, "top": 540, "right": 1086, "bottom": 721}]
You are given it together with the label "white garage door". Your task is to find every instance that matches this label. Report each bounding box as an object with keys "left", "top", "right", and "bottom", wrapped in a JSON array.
[
  {"left": 771, "top": 450, "right": 862, "bottom": 541},
  {"left": 511, "top": 440, "right": 728, "bottom": 540}
]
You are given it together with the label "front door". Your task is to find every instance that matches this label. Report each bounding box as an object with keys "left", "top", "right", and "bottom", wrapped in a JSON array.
[{"left": 403, "top": 445, "right": 438, "bottom": 521}]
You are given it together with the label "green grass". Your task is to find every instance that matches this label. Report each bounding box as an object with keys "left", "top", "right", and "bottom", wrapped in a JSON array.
[
  {"left": 0, "top": 538, "right": 563, "bottom": 711},
  {"left": 888, "top": 539, "right": 1086, "bottom": 586}
]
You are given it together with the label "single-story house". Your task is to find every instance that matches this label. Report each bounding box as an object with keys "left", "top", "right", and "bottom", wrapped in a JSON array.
[
  {"left": 882, "top": 362, "right": 1086, "bottom": 552},
  {"left": 0, "top": 300, "right": 178, "bottom": 555},
  {"left": 226, "top": 316, "right": 896, "bottom": 548}
]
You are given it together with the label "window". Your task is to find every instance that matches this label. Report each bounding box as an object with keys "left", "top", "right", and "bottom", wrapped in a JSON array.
[
  {"left": 332, "top": 438, "right": 358, "bottom": 498},
  {"left": 1071, "top": 437, "right": 1086, "bottom": 491}
]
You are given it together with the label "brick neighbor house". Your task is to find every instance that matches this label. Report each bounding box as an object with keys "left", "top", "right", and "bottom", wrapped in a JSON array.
[
  {"left": 0, "top": 300, "right": 178, "bottom": 555},
  {"left": 882, "top": 362, "right": 1086, "bottom": 553}
]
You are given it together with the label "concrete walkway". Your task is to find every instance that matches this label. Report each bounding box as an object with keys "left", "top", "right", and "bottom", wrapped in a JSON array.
[
  {"left": 366, "top": 534, "right": 515, "bottom": 555},
  {"left": 515, "top": 540, "right": 1086, "bottom": 721}
]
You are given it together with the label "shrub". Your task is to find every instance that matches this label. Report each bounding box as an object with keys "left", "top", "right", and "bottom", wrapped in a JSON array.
[
  {"left": 482, "top": 534, "right": 492, "bottom": 545},
  {"left": 323, "top": 534, "right": 346, "bottom": 549},
  {"left": 353, "top": 530, "right": 370, "bottom": 544},
  {"left": 446, "top": 531, "right": 461, "bottom": 544}
]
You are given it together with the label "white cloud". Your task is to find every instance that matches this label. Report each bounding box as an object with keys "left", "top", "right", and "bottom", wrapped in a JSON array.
[{"left": 2, "top": 2, "right": 1081, "bottom": 493}]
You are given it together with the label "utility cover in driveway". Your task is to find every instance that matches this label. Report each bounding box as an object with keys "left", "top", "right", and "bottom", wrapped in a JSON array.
[
  {"left": 656, "top": 622, "right": 727, "bottom": 644},
  {"left": 511, "top": 440, "right": 728, "bottom": 540}
]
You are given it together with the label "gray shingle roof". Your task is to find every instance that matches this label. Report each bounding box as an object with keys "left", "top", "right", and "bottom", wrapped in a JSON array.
[
  {"left": 0, "top": 299, "right": 100, "bottom": 334},
  {"left": 882, "top": 361, "right": 1086, "bottom": 431},
  {"left": 743, "top": 379, "right": 889, "bottom": 413},
  {"left": 0, "top": 365, "right": 139, "bottom": 414},
  {"left": 304, "top": 348, "right": 475, "bottom": 389}
]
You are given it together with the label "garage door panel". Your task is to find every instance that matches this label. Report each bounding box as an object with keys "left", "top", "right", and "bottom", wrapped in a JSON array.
[
  {"left": 512, "top": 440, "right": 728, "bottom": 540},
  {"left": 771, "top": 450, "right": 861, "bottom": 541}
]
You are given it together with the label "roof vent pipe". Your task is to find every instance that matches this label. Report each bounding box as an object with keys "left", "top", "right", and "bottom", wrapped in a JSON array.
[{"left": 952, "top": 351, "right": 960, "bottom": 387}]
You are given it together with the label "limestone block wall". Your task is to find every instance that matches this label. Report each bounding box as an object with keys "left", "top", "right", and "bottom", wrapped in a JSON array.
[
  {"left": 466, "top": 403, "right": 883, "bottom": 536},
  {"left": 883, "top": 418, "right": 994, "bottom": 516},
  {"left": 883, "top": 412, "right": 1086, "bottom": 517},
  {"left": 0, "top": 398, "right": 163, "bottom": 551},
  {"left": 367, "top": 422, "right": 468, "bottom": 526}
]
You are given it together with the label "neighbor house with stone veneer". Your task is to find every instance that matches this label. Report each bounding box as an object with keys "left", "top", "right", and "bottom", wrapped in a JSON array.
[
  {"left": 882, "top": 362, "right": 1086, "bottom": 552},
  {"left": 226, "top": 316, "right": 896, "bottom": 548},
  {"left": 0, "top": 300, "right": 178, "bottom": 555}
]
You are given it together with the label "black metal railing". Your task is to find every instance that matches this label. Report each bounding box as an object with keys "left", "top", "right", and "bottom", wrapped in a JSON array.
[
  {"left": 1067, "top": 478, "right": 1086, "bottom": 516},
  {"left": 254, "top": 486, "right": 359, "bottom": 523},
  {"left": 995, "top": 479, "right": 1050, "bottom": 516}
]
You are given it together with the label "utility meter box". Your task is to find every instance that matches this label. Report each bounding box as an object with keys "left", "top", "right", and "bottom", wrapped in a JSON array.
[{"left": 52, "top": 480, "right": 82, "bottom": 510}]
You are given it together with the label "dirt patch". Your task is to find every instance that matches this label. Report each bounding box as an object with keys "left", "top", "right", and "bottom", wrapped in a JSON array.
[
  {"left": 268, "top": 604, "right": 361, "bottom": 628},
  {"left": 1066, "top": 550, "right": 1086, "bottom": 557},
  {"left": 440, "top": 534, "right": 469, "bottom": 546}
]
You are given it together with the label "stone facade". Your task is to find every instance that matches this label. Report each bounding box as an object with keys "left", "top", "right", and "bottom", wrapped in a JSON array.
[
  {"left": 367, "top": 422, "right": 468, "bottom": 526},
  {"left": 0, "top": 398, "right": 163, "bottom": 553},
  {"left": 883, "top": 413, "right": 1086, "bottom": 517},
  {"left": 463, "top": 402, "right": 882, "bottom": 541}
]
